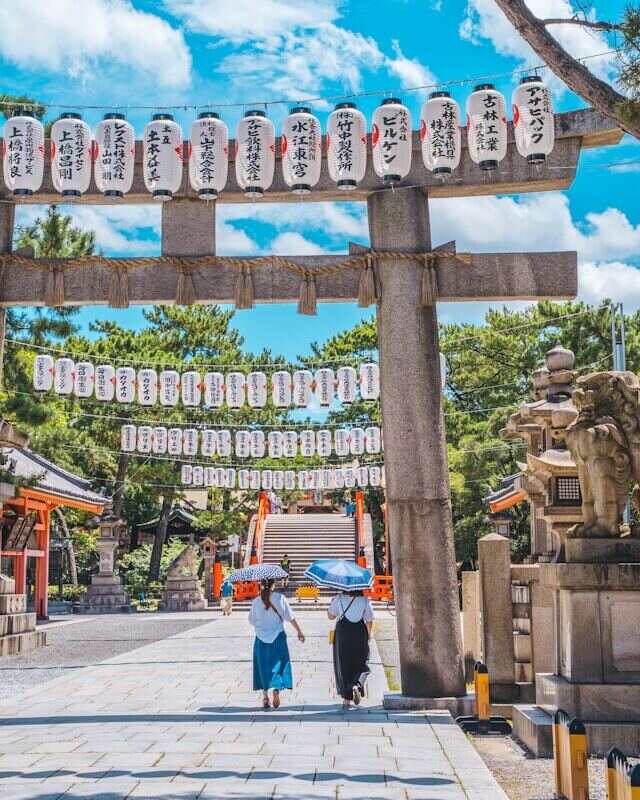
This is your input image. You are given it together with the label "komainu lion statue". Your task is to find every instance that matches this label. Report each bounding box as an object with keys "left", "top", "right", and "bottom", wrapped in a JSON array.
[{"left": 566, "top": 371, "right": 640, "bottom": 538}]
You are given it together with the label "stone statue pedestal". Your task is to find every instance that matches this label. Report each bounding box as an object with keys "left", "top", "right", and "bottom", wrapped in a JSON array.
[
  {"left": 159, "top": 545, "right": 207, "bottom": 612},
  {"left": 0, "top": 574, "right": 46, "bottom": 656},
  {"left": 75, "top": 517, "right": 131, "bottom": 615}
]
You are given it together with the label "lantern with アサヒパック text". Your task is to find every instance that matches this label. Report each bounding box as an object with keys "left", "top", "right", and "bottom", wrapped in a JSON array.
[
  {"left": 143, "top": 113, "right": 183, "bottom": 201},
  {"left": 54, "top": 358, "right": 74, "bottom": 395},
  {"left": 327, "top": 102, "right": 367, "bottom": 191},
  {"left": 235, "top": 110, "right": 275, "bottom": 198},
  {"left": 94, "top": 114, "right": 135, "bottom": 197},
  {"left": 372, "top": 98, "right": 412, "bottom": 184},
  {"left": 3, "top": 113, "right": 45, "bottom": 196},
  {"left": 466, "top": 84, "right": 508, "bottom": 171},
  {"left": 189, "top": 112, "right": 228, "bottom": 200},
  {"left": 51, "top": 113, "right": 92, "bottom": 197},
  {"left": 513, "top": 76, "right": 555, "bottom": 164},
  {"left": 281, "top": 107, "right": 322, "bottom": 195},
  {"left": 420, "top": 92, "right": 461, "bottom": 175},
  {"left": 33, "top": 354, "right": 54, "bottom": 392}
]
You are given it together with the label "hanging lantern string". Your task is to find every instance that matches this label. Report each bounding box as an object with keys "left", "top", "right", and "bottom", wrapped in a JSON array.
[{"left": 0, "top": 49, "right": 615, "bottom": 114}]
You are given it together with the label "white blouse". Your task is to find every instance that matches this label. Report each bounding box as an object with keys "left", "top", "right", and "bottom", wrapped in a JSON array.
[
  {"left": 248, "top": 592, "right": 295, "bottom": 644},
  {"left": 329, "top": 594, "right": 374, "bottom": 624}
]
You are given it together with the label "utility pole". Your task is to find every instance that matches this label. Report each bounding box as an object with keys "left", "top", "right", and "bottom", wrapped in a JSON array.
[{"left": 611, "top": 302, "right": 627, "bottom": 372}]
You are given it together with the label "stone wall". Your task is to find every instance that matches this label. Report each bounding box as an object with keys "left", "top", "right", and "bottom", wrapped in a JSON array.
[{"left": 0, "top": 574, "right": 46, "bottom": 657}]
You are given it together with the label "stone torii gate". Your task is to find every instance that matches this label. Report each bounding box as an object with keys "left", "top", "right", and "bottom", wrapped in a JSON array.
[{"left": 0, "top": 107, "right": 621, "bottom": 701}]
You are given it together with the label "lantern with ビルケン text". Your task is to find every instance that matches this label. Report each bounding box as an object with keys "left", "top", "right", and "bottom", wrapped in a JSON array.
[
  {"left": 369, "top": 465, "right": 381, "bottom": 487},
  {"left": 3, "top": 113, "right": 45, "bottom": 196},
  {"left": 204, "top": 371, "right": 225, "bottom": 407},
  {"left": 235, "top": 111, "right": 275, "bottom": 198},
  {"left": 293, "top": 369, "right": 313, "bottom": 407},
  {"left": 334, "top": 468, "right": 345, "bottom": 488},
  {"left": 201, "top": 429, "right": 217, "bottom": 457},
  {"left": 238, "top": 469, "right": 250, "bottom": 490},
  {"left": 74, "top": 361, "right": 94, "bottom": 398},
  {"left": 115, "top": 366, "right": 135, "bottom": 404},
  {"left": 95, "top": 364, "right": 115, "bottom": 401},
  {"left": 137, "top": 425, "right": 152, "bottom": 454},
  {"left": 226, "top": 371, "right": 246, "bottom": 409},
  {"left": 183, "top": 428, "right": 199, "bottom": 456},
  {"left": 192, "top": 466, "right": 204, "bottom": 486},
  {"left": 315, "top": 368, "right": 335, "bottom": 407},
  {"left": 334, "top": 428, "right": 350, "bottom": 457},
  {"left": 168, "top": 427, "right": 183, "bottom": 456},
  {"left": 281, "top": 107, "right": 322, "bottom": 195},
  {"left": 217, "top": 429, "right": 232, "bottom": 457},
  {"left": 420, "top": 92, "right": 461, "bottom": 175},
  {"left": 250, "top": 430, "right": 265, "bottom": 458},
  {"left": 365, "top": 426, "right": 381, "bottom": 454},
  {"left": 54, "top": 358, "right": 74, "bottom": 395},
  {"left": 268, "top": 431, "right": 283, "bottom": 458},
  {"left": 189, "top": 112, "right": 228, "bottom": 200},
  {"left": 350, "top": 427, "right": 365, "bottom": 455},
  {"left": 300, "top": 430, "right": 315, "bottom": 457},
  {"left": 181, "top": 371, "right": 201, "bottom": 407},
  {"left": 337, "top": 366, "right": 357, "bottom": 405},
  {"left": 261, "top": 470, "right": 273, "bottom": 490},
  {"left": 372, "top": 98, "right": 412, "bottom": 184},
  {"left": 137, "top": 368, "right": 158, "bottom": 406},
  {"left": 316, "top": 430, "right": 332, "bottom": 457},
  {"left": 273, "top": 470, "right": 284, "bottom": 491},
  {"left": 466, "top": 84, "right": 508, "bottom": 171},
  {"left": 181, "top": 464, "right": 192, "bottom": 485},
  {"left": 121, "top": 424, "right": 136, "bottom": 453},
  {"left": 359, "top": 362, "right": 380, "bottom": 401},
  {"left": 356, "top": 466, "right": 369, "bottom": 488},
  {"left": 513, "top": 76, "right": 554, "bottom": 164},
  {"left": 143, "top": 114, "right": 183, "bottom": 201},
  {"left": 94, "top": 114, "right": 135, "bottom": 197},
  {"left": 33, "top": 354, "right": 54, "bottom": 392},
  {"left": 327, "top": 103, "right": 367, "bottom": 191},
  {"left": 153, "top": 427, "right": 167, "bottom": 454},
  {"left": 51, "top": 113, "right": 92, "bottom": 197},
  {"left": 284, "top": 470, "right": 296, "bottom": 490},
  {"left": 271, "top": 370, "right": 292, "bottom": 408},
  {"left": 249, "top": 469, "right": 261, "bottom": 490},
  {"left": 159, "top": 370, "right": 180, "bottom": 406},
  {"left": 235, "top": 430, "right": 250, "bottom": 459},
  {"left": 247, "top": 371, "right": 267, "bottom": 408},
  {"left": 283, "top": 431, "right": 298, "bottom": 458}
]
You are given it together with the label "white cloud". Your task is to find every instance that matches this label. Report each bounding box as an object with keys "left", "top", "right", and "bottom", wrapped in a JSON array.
[
  {"left": 269, "top": 232, "right": 329, "bottom": 255},
  {"left": 0, "top": 0, "right": 191, "bottom": 88},
  {"left": 578, "top": 260, "right": 640, "bottom": 307},
  {"left": 385, "top": 40, "right": 436, "bottom": 92}
]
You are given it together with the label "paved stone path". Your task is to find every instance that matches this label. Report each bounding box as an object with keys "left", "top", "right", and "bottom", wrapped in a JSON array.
[{"left": 0, "top": 610, "right": 509, "bottom": 799}]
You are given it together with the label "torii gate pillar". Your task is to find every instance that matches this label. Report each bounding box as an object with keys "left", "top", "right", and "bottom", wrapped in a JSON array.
[{"left": 369, "top": 187, "right": 465, "bottom": 699}]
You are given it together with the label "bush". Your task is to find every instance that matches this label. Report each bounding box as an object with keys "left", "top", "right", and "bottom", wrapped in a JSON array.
[
  {"left": 48, "top": 584, "right": 87, "bottom": 602},
  {"left": 119, "top": 538, "right": 191, "bottom": 597}
]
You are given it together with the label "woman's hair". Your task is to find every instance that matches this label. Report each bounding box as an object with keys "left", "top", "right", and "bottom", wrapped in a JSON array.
[
  {"left": 342, "top": 589, "right": 363, "bottom": 597},
  {"left": 261, "top": 578, "right": 275, "bottom": 609}
]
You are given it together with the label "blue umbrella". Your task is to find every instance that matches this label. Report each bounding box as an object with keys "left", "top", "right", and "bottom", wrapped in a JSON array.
[
  {"left": 304, "top": 559, "right": 373, "bottom": 591},
  {"left": 229, "top": 564, "right": 288, "bottom": 583}
]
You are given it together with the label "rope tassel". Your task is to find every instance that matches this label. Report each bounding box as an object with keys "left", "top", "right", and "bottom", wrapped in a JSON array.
[
  {"left": 298, "top": 275, "right": 317, "bottom": 316},
  {"left": 175, "top": 266, "right": 197, "bottom": 306},
  {"left": 421, "top": 258, "right": 438, "bottom": 307},
  {"left": 358, "top": 255, "right": 378, "bottom": 308},
  {"left": 44, "top": 266, "right": 65, "bottom": 308},
  {"left": 235, "top": 268, "right": 255, "bottom": 310},
  {"left": 108, "top": 266, "right": 129, "bottom": 309}
]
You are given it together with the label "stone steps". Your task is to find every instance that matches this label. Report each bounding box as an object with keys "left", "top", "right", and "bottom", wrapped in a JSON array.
[{"left": 0, "top": 573, "right": 46, "bottom": 658}]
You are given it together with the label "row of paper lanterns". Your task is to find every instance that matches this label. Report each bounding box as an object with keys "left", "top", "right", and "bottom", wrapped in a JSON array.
[
  {"left": 180, "top": 463, "right": 383, "bottom": 490},
  {"left": 3, "top": 78, "right": 554, "bottom": 199},
  {"left": 121, "top": 424, "right": 382, "bottom": 457},
  {"left": 33, "top": 356, "right": 380, "bottom": 407}
]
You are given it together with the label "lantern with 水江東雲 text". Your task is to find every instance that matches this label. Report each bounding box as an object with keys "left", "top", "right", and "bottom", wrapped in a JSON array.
[
  {"left": 466, "top": 84, "right": 508, "bottom": 171},
  {"left": 94, "top": 114, "right": 135, "bottom": 198},
  {"left": 189, "top": 112, "right": 228, "bottom": 200},
  {"left": 281, "top": 107, "right": 322, "bottom": 195},
  {"left": 3, "top": 112, "right": 45, "bottom": 196},
  {"left": 420, "top": 92, "right": 461, "bottom": 175},
  {"left": 235, "top": 111, "right": 275, "bottom": 199},
  {"left": 513, "top": 76, "right": 555, "bottom": 164},
  {"left": 327, "top": 102, "right": 367, "bottom": 191},
  {"left": 143, "top": 114, "right": 183, "bottom": 201},
  {"left": 51, "top": 113, "right": 92, "bottom": 197},
  {"left": 372, "top": 98, "right": 412, "bottom": 184}
]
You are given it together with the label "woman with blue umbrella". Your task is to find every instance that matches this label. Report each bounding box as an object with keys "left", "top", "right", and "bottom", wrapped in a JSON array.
[{"left": 305, "top": 559, "right": 375, "bottom": 708}]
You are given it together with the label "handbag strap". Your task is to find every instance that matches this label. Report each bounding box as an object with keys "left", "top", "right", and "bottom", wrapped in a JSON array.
[{"left": 338, "top": 596, "right": 357, "bottom": 622}]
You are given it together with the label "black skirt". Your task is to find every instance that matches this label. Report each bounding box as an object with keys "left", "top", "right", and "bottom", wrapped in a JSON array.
[{"left": 333, "top": 616, "right": 370, "bottom": 700}]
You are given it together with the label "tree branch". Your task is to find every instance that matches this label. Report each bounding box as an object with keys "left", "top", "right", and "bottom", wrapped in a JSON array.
[
  {"left": 493, "top": 0, "right": 639, "bottom": 139},
  {"left": 542, "top": 17, "right": 622, "bottom": 32}
]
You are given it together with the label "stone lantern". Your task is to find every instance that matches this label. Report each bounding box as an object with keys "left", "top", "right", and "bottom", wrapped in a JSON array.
[{"left": 76, "top": 514, "right": 131, "bottom": 614}]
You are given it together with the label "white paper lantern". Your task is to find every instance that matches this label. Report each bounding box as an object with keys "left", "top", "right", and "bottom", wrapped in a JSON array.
[
  {"left": 201, "top": 429, "right": 217, "bottom": 457},
  {"left": 298, "top": 471, "right": 308, "bottom": 490},
  {"left": 307, "top": 470, "right": 317, "bottom": 490},
  {"left": 250, "top": 430, "right": 265, "bottom": 458},
  {"left": 235, "top": 110, "right": 275, "bottom": 198},
  {"left": 204, "top": 371, "right": 225, "bottom": 407},
  {"left": 268, "top": 431, "right": 283, "bottom": 458},
  {"left": 94, "top": 114, "right": 135, "bottom": 197},
  {"left": 137, "top": 368, "right": 158, "bottom": 406},
  {"left": 181, "top": 464, "right": 192, "bottom": 485},
  {"left": 192, "top": 465, "right": 204, "bottom": 486},
  {"left": 238, "top": 469, "right": 250, "bottom": 490},
  {"left": 152, "top": 427, "right": 167, "bottom": 454},
  {"left": 281, "top": 106, "right": 322, "bottom": 194},
  {"left": 235, "top": 430, "right": 251, "bottom": 459},
  {"left": 181, "top": 371, "right": 201, "bottom": 407},
  {"left": 513, "top": 76, "right": 554, "bottom": 164},
  {"left": 121, "top": 425, "right": 137, "bottom": 453},
  {"left": 204, "top": 466, "right": 215, "bottom": 487},
  {"left": 271, "top": 370, "right": 292, "bottom": 408},
  {"left": 365, "top": 426, "right": 382, "bottom": 454},
  {"left": 3, "top": 113, "right": 45, "bottom": 196},
  {"left": 217, "top": 430, "right": 232, "bottom": 457},
  {"left": 369, "top": 465, "right": 382, "bottom": 487},
  {"left": 372, "top": 98, "right": 412, "bottom": 184},
  {"left": 159, "top": 370, "right": 180, "bottom": 406},
  {"left": 168, "top": 427, "right": 183, "bottom": 456},
  {"left": 327, "top": 102, "right": 367, "bottom": 190},
  {"left": 189, "top": 112, "right": 228, "bottom": 200},
  {"left": 115, "top": 367, "right": 135, "bottom": 404},
  {"left": 33, "top": 354, "right": 54, "bottom": 392},
  {"left": 300, "top": 430, "right": 316, "bottom": 457},
  {"left": 50, "top": 113, "right": 92, "bottom": 197},
  {"left": 344, "top": 467, "right": 356, "bottom": 488},
  {"left": 420, "top": 92, "right": 461, "bottom": 175},
  {"left": 466, "top": 84, "right": 508, "bottom": 171},
  {"left": 247, "top": 372, "right": 267, "bottom": 408},
  {"left": 316, "top": 430, "right": 332, "bottom": 457},
  {"left": 74, "top": 361, "right": 94, "bottom": 398},
  {"left": 137, "top": 425, "right": 153, "bottom": 454},
  {"left": 284, "top": 470, "right": 296, "bottom": 491},
  {"left": 350, "top": 427, "right": 365, "bottom": 455},
  {"left": 334, "top": 429, "right": 350, "bottom": 457},
  {"left": 226, "top": 372, "right": 246, "bottom": 409},
  {"left": 356, "top": 466, "right": 369, "bottom": 488},
  {"left": 359, "top": 362, "right": 380, "bottom": 401},
  {"left": 334, "top": 468, "right": 345, "bottom": 489},
  {"left": 143, "top": 114, "right": 183, "bottom": 200},
  {"left": 273, "top": 470, "right": 284, "bottom": 491},
  {"left": 212, "top": 467, "right": 223, "bottom": 488},
  {"left": 283, "top": 431, "right": 298, "bottom": 458},
  {"left": 225, "top": 468, "right": 236, "bottom": 489},
  {"left": 249, "top": 469, "right": 261, "bottom": 490},
  {"left": 54, "top": 358, "right": 74, "bottom": 395},
  {"left": 293, "top": 369, "right": 313, "bottom": 407},
  {"left": 261, "top": 469, "right": 273, "bottom": 490},
  {"left": 315, "top": 368, "right": 335, "bottom": 407},
  {"left": 183, "top": 428, "right": 199, "bottom": 456},
  {"left": 336, "top": 366, "right": 357, "bottom": 405},
  {"left": 95, "top": 364, "right": 115, "bottom": 401}
]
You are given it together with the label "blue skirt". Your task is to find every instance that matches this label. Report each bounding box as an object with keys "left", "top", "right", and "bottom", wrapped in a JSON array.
[{"left": 253, "top": 631, "right": 293, "bottom": 691}]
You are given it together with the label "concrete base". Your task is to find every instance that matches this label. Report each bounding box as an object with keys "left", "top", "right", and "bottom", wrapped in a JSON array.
[
  {"left": 565, "top": 537, "right": 640, "bottom": 563},
  {"left": 537, "top": 673, "right": 640, "bottom": 723},
  {"left": 0, "top": 575, "right": 46, "bottom": 657},
  {"left": 160, "top": 577, "right": 207, "bottom": 612},
  {"left": 79, "top": 573, "right": 131, "bottom": 614},
  {"left": 383, "top": 693, "right": 475, "bottom": 716}
]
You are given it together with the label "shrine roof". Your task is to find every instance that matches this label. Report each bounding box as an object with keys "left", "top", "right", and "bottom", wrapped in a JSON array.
[
  {"left": 486, "top": 473, "right": 527, "bottom": 513},
  {"left": 526, "top": 448, "right": 577, "bottom": 474},
  {"left": 137, "top": 506, "right": 197, "bottom": 532}
]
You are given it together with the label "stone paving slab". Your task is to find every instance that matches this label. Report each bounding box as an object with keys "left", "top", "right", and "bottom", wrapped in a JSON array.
[{"left": 0, "top": 610, "right": 508, "bottom": 799}]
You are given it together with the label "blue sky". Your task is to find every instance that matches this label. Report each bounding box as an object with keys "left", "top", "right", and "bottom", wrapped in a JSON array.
[{"left": 1, "top": 0, "right": 638, "bottom": 359}]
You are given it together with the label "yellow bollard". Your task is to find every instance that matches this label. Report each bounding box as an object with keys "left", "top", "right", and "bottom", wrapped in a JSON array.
[
  {"left": 455, "top": 662, "right": 510, "bottom": 735},
  {"left": 606, "top": 748, "right": 640, "bottom": 800},
  {"left": 474, "top": 662, "right": 490, "bottom": 722},
  {"left": 553, "top": 710, "right": 589, "bottom": 800}
]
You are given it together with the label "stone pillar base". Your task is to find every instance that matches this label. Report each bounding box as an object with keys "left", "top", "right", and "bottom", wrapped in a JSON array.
[
  {"left": 0, "top": 574, "right": 46, "bottom": 657},
  {"left": 536, "top": 673, "right": 640, "bottom": 723},
  {"left": 383, "top": 693, "right": 475, "bottom": 717},
  {"left": 74, "top": 573, "right": 131, "bottom": 614},
  {"left": 160, "top": 577, "right": 207, "bottom": 612}
]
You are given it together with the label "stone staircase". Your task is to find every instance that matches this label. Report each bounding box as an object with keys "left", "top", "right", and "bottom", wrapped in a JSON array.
[
  {"left": 261, "top": 513, "right": 357, "bottom": 593},
  {"left": 0, "top": 574, "right": 46, "bottom": 657}
]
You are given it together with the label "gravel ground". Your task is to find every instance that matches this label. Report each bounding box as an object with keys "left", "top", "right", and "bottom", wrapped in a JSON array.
[{"left": 0, "top": 611, "right": 216, "bottom": 701}]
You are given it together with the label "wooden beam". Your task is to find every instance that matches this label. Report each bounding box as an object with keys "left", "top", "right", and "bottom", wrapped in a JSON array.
[
  {"left": 0, "top": 250, "right": 577, "bottom": 306},
  {"left": 0, "top": 109, "right": 618, "bottom": 205}
]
